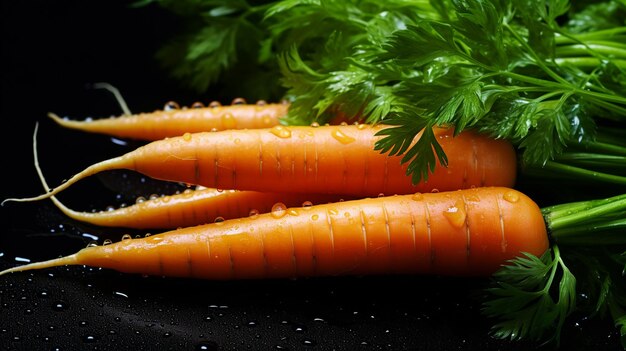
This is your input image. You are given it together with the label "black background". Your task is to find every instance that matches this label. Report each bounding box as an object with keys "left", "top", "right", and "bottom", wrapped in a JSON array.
[{"left": 0, "top": 1, "right": 622, "bottom": 350}]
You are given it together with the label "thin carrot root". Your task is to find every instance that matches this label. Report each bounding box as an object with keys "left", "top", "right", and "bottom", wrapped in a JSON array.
[
  {"left": 91, "top": 82, "right": 132, "bottom": 115},
  {"left": 0, "top": 187, "right": 549, "bottom": 279}
]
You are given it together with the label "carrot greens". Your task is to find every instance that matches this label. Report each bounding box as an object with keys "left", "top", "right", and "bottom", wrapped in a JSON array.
[
  {"left": 484, "top": 192, "right": 626, "bottom": 347},
  {"left": 142, "top": 0, "right": 626, "bottom": 184}
]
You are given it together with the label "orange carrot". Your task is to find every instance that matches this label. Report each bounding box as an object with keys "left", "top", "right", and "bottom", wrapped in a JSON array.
[
  {"left": 47, "top": 186, "right": 351, "bottom": 229},
  {"left": 28, "top": 128, "right": 349, "bottom": 229},
  {"left": 48, "top": 99, "right": 290, "bottom": 140},
  {"left": 2, "top": 124, "right": 518, "bottom": 203},
  {"left": 0, "top": 187, "right": 550, "bottom": 279}
]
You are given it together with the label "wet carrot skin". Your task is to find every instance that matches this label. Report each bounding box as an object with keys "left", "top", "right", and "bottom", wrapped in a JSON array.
[
  {"left": 125, "top": 124, "right": 517, "bottom": 197},
  {"left": 67, "top": 187, "right": 549, "bottom": 280},
  {"left": 57, "top": 188, "right": 352, "bottom": 229},
  {"left": 48, "top": 103, "right": 289, "bottom": 140}
]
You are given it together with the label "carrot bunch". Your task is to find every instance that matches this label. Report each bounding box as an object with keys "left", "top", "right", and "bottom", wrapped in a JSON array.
[
  {"left": 3, "top": 97, "right": 626, "bottom": 349},
  {"left": 1, "top": 98, "right": 539, "bottom": 278}
]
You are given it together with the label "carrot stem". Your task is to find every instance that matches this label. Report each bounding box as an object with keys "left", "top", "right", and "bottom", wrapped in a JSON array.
[{"left": 543, "top": 193, "right": 626, "bottom": 246}]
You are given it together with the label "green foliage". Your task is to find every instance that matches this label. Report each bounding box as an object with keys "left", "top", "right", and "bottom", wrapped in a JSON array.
[{"left": 483, "top": 248, "right": 576, "bottom": 345}]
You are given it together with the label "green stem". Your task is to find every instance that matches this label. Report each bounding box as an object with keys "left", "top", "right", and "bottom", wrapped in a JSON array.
[
  {"left": 555, "top": 57, "right": 626, "bottom": 70},
  {"left": 555, "top": 28, "right": 626, "bottom": 44},
  {"left": 556, "top": 43, "right": 626, "bottom": 59},
  {"left": 552, "top": 153, "right": 626, "bottom": 169},
  {"left": 542, "top": 193, "right": 626, "bottom": 245},
  {"left": 523, "top": 160, "right": 626, "bottom": 185}
]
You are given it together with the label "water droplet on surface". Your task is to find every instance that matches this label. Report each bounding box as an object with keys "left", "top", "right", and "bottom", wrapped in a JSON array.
[
  {"left": 443, "top": 202, "right": 466, "bottom": 228},
  {"left": 310, "top": 122, "right": 320, "bottom": 127},
  {"left": 249, "top": 209, "right": 260, "bottom": 218},
  {"left": 183, "top": 132, "right": 192, "bottom": 141},
  {"left": 311, "top": 214, "right": 319, "bottom": 221},
  {"left": 191, "top": 102, "right": 205, "bottom": 109},
  {"left": 121, "top": 234, "right": 132, "bottom": 241},
  {"left": 270, "top": 126, "right": 292, "bottom": 138},
  {"left": 135, "top": 196, "right": 146, "bottom": 204},
  {"left": 164, "top": 101, "right": 180, "bottom": 111},
  {"left": 208, "top": 101, "right": 221, "bottom": 108},
  {"left": 411, "top": 193, "right": 423, "bottom": 201},
  {"left": 52, "top": 301, "right": 68, "bottom": 311},
  {"left": 256, "top": 100, "right": 267, "bottom": 106},
  {"left": 103, "top": 239, "right": 112, "bottom": 245},
  {"left": 214, "top": 217, "right": 225, "bottom": 223},
  {"left": 302, "top": 201, "right": 313, "bottom": 208},
  {"left": 195, "top": 341, "right": 219, "bottom": 351},
  {"left": 231, "top": 97, "right": 246, "bottom": 105},
  {"left": 331, "top": 128, "right": 356, "bottom": 144},
  {"left": 503, "top": 191, "right": 520, "bottom": 203},
  {"left": 271, "top": 203, "right": 287, "bottom": 219}
]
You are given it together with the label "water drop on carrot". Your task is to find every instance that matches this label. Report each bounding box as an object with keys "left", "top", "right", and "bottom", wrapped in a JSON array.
[
  {"left": 331, "top": 128, "right": 355, "bottom": 144},
  {"left": 411, "top": 193, "right": 424, "bottom": 201},
  {"left": 271, "top": 202, "right": 287, "bottom": 218},
  {"left": 231, "top": 97, "right": 246, "bottom": 105},
  {"left": 443, "top": 202, "right": 466, "bottom": 228},
  {"left": 183, "top": 132, "right": 192, "bottom": 141},
  {"left": 269, "top": 126, "right": 292, "bottom": 138},
  {"left": 503, "top": 191, "right": 520, "bottom": 203},
  {"left": 164, "top": 101, "right": 180, "bottom": 111}
]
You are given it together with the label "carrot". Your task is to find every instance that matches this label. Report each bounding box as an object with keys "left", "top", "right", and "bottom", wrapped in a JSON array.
[
  {"left": 46, "top": 186, "right": 352, "bottom": 229},
  {"left": 0, "top": 187, "right": 550, "bottom": 279},
  {"left": 47, "top": 99, "right": 290, "bottom": 140},
  {"left": 2, "top": 124, "right": 518, "bottom": 203}
]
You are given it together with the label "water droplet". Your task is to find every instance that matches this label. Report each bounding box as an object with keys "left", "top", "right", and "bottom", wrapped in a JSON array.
[
  {"left": 164, "top": 101, "right": 180, "bottom": 111},
  {"left": 222, "top": 113, "right": 237, "bottom": 129},
  {"left": 149, "top": 193, "right": 159, "bottom": 200},
  {"left": 121, "top": 234, "right": 132, "bottom": 241},
  {"left": 378, "top": 193, "right": 385, "bottom": 198},
  {"left": 191, "top": 102, "right": 205, "bottom": 109},
  {"left": 443, "top": 201, "right": 466, "bottom": 228},
  {"left": 310, "top": 122, "right": 320, "bottom": 127},
  {"left": 302, "top": 201, "right": 313, "bottom": 208},
  {"left": 503, "top": 191, "right": 520, "bottom": 203},
  {"left": 183, "top": 132, "right": 192, "bottom": 141},
  {"left": 214, "top": 217, "right": 225, "bottom": 223},
  {"left": 52, "top": 301, "right": 68, "bottom": 311},
  {"left": 271, "top": 203, "right": 287, "bottom": 219},
  {"left": 269, "top": 126, "right": 291, "bottom": 138},
  {"left": 249, "top": 209, "right": 260, "bottom": 218},
  {"left": 411, "top": 193, "right": 423, "bottom": 201},
  {"left": 231, "top": 97, "right": 246, "bottom": 105},
  {"left": 311, "top": 214, "right": 319, "bottom": 221},
  {"left": 256, "top": 100, "right": 267, "bottom": 106},
  {"left": 357, "top": 123, "right": 367, "bottom": 130},
  {"left": 83, "top": 334, "right": 97, "bottom": 343},
  {"left": 431, "top": 188, "right": 439, "bottom": 193},
  {"left": 288, "top": 209, "right": 299, "bottom": 216},
  {"left": 135, "top": 196, "right": 146, "bottom": 204},
  {"left": 195, "top": 341, "right": 219, "bottom": 351},
  {"left": 234, "top": 138, "right": 241, "bottom": 144},
  {"left": 208, "top": 101, "right": 221, "bottom": 108},
  {"left": 86, "top": 241, "right": 98, "bottom": 248},
  {"left": 331, "top": 128, "right": 356, "bottom": 144}
]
